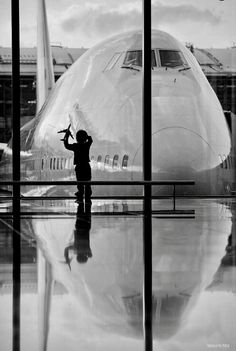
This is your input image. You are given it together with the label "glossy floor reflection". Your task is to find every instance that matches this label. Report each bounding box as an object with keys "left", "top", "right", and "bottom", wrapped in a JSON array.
[{"left": 0, "top": 198, "right": 236, "bottom": 350}]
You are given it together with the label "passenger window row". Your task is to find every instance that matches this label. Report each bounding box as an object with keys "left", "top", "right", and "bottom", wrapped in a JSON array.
[
  {"left": 41, "top": 153, "right": 232, "bottom": 172},
  {"left": 41, "top": 157, "right": 74, "bottom": 171},
  {"left": 41, "top": 154, "right": 129, "bottom": 171},
  {"left": 90, "top": 154, "right": 129, "bottom": 169}
]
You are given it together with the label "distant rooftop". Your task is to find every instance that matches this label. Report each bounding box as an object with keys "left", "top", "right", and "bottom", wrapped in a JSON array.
[
  {"left": 194, "top": 47, "right": 236, "bottom": 74},
  {"left": 0, "top": 46, "right": 87, "bottom": 75},
  {"left": 203, "top": 48, "right": 236, "bottom": 71}
]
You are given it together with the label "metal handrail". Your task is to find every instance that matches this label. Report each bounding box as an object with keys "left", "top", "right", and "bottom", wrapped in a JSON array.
[
  {"left": 0, "top": 180, "right": 195, "bottom": 212},
  {"left": 0, "top": 180, "right": 195, "bottom": 186}
]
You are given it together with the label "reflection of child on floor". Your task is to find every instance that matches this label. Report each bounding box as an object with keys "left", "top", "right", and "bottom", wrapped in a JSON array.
[
  {"left": 64, "top": 211, "right": 92, "bottom": 268},
  {"left": 64, "top": 129, "right": 93, "bottom": 203}
]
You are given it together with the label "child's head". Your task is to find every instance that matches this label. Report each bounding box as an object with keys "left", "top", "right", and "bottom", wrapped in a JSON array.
[
  {"left": 76, "top": 129, "right": 87, "bottom": 143},
  {"left": 77, "top": 253, "right": 89, "bottom": 263}
]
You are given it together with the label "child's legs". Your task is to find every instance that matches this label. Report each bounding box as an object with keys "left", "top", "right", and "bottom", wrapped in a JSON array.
[
  {"left": 75, "top": 164, "right": 92, "bottom": 200},
  {"left": 77, "top": 184, "right": 84, "bottom": 198},
  {"left": 84, "top": 164, "right": 92, "bottom": 201},
  {"left": 85, "top": 185, "right": 92, "bottom": 201},
  {"left": 75, "top": 165, "right": 84, "bottom": 198}
]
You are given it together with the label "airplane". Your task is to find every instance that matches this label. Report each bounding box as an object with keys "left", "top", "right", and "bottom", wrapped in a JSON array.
[
  {"left": 0, "top": 1, "right": 235, "bottom": 350},
  {"left": 0, "top": 24, "right": 234, "bottom": 197}
]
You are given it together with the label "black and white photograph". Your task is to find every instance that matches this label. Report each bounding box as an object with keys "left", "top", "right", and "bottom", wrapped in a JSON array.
[{"left": 0, "top": 0, "right": 235, "bottom": 350}]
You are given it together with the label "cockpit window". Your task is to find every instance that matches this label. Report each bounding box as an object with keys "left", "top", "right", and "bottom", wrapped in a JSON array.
[
  {"left": 159, "top": 50, "right": 187, "bottom": 68},
  {"left": 123, "top": 50, "right": 142, "bottom": 67},
  {"left": 123, "top": 50, "right": 156, "bottom": 67},
  {"left": 104, "top": 52, "right": 122, "bottom": 71}
]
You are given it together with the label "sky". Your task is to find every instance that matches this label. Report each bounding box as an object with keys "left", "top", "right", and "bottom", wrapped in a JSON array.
[{"left": 0, "top": 0, "right": 235, "bottom": 49}]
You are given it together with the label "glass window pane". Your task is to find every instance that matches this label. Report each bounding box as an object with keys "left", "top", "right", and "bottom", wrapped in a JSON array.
[
  {"left": 104, "top": 52, "right": 123, "bottom": 71},
  {"left": 1, "top": 0, "right": 236, "bottom": 348},
  {"left": 123, "top": 50, "right": 142, "bottom": 67},
  {"left": 0, "top": 219, "right": 13, "bottom": 351},
  {"left": 159, "top": 50, "right": 187, "bottom": 67},
  {"left": 123, "top": 50, "right": 156, "bottom": 68}
]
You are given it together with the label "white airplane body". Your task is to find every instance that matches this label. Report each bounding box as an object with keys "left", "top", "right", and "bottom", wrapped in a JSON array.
[
  {"left": 0, "top": 5, "right": 234, "bottom": 347},
  {"left": 0, "top": 30, "right": 233, "bottom": 196}
]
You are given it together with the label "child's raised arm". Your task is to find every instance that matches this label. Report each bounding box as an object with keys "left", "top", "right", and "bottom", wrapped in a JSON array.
[{"left": 64, "top": 131, "right": 75, "bottom": 150}]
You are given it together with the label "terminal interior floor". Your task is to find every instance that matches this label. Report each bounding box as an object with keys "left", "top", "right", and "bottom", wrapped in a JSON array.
[{"left": 0, "top": 197, "right": 236, "bottom": 351}]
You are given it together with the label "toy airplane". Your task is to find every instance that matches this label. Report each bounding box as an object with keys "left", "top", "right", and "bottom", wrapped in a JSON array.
[{"left": 58, "top": 124, "right": 74, "bottom": 141}]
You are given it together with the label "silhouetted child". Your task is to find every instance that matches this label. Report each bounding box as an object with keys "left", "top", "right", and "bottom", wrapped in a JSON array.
[{"left": 64, "top": 129, "right": 93, "bottom": 203}]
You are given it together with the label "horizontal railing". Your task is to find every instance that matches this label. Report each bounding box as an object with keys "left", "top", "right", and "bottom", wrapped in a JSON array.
[
  {"left": 0, "top": 180, "right": 195, "bottom": 212},
  {"left": 0, "top": 180, "right": 195, "bottom": 186}
]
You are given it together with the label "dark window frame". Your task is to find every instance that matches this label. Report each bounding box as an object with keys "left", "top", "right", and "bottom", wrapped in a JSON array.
[
  {"left": 122, "top": 154, "right": 129, "bottom": 168},
  {"left": 113, "top": 154, "right": 119, "bottom": 168},
  {"left": 158, "top": 49, "right": 187, "bottom": 68}
]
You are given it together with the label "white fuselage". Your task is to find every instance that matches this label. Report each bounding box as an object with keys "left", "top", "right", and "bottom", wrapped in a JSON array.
[{"left": 0, "top": 30, "right": 233, "bottom": 195}]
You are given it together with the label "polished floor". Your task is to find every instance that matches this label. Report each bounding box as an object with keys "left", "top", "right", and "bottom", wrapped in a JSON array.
[{"left": 0, "top": 197, "right": 236, "bottom": 350}]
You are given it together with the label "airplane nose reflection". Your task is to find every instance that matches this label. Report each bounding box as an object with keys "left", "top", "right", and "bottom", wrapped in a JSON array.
[
  {"left": 122, "top": 291, "right": 190, "bottom": 339},
  {"left": 28, "top": 200, "right": 231, "bottom": 344}
]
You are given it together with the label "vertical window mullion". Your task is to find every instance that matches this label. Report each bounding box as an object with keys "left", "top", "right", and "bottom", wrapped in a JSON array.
[
  {"left": 142, "top": 1, "right": 153, "bottom": 351},
  {"left": 11, "top": 0, "right": 21, "bottom": 351}
]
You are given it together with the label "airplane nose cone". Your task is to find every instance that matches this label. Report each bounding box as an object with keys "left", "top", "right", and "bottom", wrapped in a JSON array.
[
  {"left": 132, "top": 127, "right": 218, "bottom": 193},
  {"left": 153, "top": 127, "right": 215, "bottom": 174}
]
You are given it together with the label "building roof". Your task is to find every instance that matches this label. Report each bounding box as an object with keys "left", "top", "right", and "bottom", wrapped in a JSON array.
[
  {"left": 0, "top": 46, "right": 87, "bottom": 75},
  {"left": 193, "top": 47, "right": 236, "bottom": 74},
  {"left": 206, "top": 48, "right": 236, "bottom": 71}
]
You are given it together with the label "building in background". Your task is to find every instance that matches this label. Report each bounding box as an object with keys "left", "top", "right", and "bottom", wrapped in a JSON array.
[
  {"left": 0, "top": 46, "right": 87, "bottom": 143},
  {"left": 194, "top": 47, "right": 236, "bottom": 114},
  {"left": 0, "top": 45, "right": 235, "bottom": 145}
]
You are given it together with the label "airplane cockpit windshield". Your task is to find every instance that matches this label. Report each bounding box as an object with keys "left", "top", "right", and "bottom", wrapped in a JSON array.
[
  {"left": 121, "top": 49, "right": 188, "bottom": 69},
  {"left": 122, "top": 50, "right": 156, "bottom": 68},
  {"left": 159, "top": 50, "right": 187, "bottom": 68}
]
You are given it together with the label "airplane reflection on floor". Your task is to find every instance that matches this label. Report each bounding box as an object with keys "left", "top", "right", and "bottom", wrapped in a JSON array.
[{"left": 0, "top": 198, "right": 236, "bottom": 350}]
